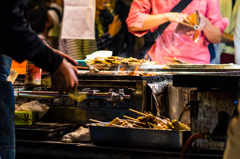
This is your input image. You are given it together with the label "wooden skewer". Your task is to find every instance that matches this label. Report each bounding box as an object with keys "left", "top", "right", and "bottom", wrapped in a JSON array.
[
  {"left": 149, "top": 123, "right": 163, "bottom": 130},
  {"left": 126, "top": 119, "right": 147, "bottom": 125},
  {"left": 111, "top": 124, "right": 125, "bottom": 128},
  {"left": 123, "top": 115, "right": 138, "bottom": 121},
  {"left": 129, "top": 108, "right": 147, "bottom": 116},
  {"left": 90, "top": 119, "right": 124, "bottom": 128},
  {"left": 89, "top": 119, "right": 108, "bottom": 125},
  {"left": 148, "top": 111, "right": 156, "bottom": 117},
  {"left": 132, "top": 124, "right": 145, "bottom": 128},
  {"left": 75, "top": 66, "right": 89, "bottom": 70},
  {"left": 147, "top": 122, "right": 152, "bottom": 129},
  {"left": 144, "top": 111, "right": 151, "bottom": 116}
]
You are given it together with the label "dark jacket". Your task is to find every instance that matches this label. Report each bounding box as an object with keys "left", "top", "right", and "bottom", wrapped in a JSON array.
[
  {"left": 100, "top": 0, "right": 136, "bottom": 57},
  {"left": 0, "top": 0, "right": 62, "bottom": 73}
]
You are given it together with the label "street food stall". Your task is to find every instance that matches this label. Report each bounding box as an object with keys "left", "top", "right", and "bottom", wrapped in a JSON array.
[{"left": 12, "top": 57, "right": 240, "bottom": 159}]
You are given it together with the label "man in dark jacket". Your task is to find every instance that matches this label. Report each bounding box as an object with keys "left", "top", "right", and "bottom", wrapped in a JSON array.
[{"left": 0, "top": 1, "right": 78, "bottom": 159}]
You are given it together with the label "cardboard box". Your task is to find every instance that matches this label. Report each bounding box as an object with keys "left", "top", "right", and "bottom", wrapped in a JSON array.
[{"left": 15, "top": 111, "right": 38, "bottom": 125}]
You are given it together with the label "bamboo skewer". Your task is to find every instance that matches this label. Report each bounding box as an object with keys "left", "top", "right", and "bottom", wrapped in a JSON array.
[
  {"left": 126, "top": 119, "right": 147, "bottom": 125},
  {"left": 149, "top": 123, "right": 159, "bottom": 129},
  {"left": 147, "top": 122, "right": 151, "bottom": 128},
  {"left": 111, "top": 124, "right": 125, "bottom": 128},
  {"left": 89, "top": 119, "right": 108, "bottom": 125},
  {"left": 129, "top": 108, "right": 147, "bottom": 116},
  {"left": 89, "top": 119, "right": 124, "bottom": 128},
  {"left": 123, "top": 115, "right": 139, "bottom": 121},
  {"left": 89, "top": 108, "right": 189, "bottom": 131}
]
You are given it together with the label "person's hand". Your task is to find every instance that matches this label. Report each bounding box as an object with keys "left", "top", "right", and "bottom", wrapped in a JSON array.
[
  {"left": 108, "top": 15, "right": 122, "bottom": 37},
  {"left": 198, "top": 14, "right": 211, "bottom": 31},
  {"left": 166, "top": 12, "right": 188, "bottom": 23},
  {"left": 51, "top": 58, "right": 78, "bottom": 93},
  {"left": 186, "top": 30, "right": 196, "bottom": 36},
  {"left": 185, "top": 14, "right": 210, "bottom": 36},
  {"left": 47, "top": 45, "right": 78, "bottom": 66},
  {"left": 46, "top": 45, "right": 78, "bottom": 93}
]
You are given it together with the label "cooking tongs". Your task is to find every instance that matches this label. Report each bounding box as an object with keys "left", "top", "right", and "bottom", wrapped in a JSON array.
[{"left": 175, "top": 10, "right": 201, "bottom": 42}]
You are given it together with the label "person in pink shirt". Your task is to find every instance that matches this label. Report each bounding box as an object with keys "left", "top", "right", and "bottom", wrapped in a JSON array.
[{"left": 126, "top": 0, "right": 229, "bottom": 64}]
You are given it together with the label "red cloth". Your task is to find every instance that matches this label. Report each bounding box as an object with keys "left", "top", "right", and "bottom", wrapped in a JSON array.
[{"left": 220, "top": 52, "right": 235, "bottom": 64}]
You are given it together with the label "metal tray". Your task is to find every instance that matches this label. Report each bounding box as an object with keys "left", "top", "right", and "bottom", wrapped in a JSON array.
[
  {"left": 87, "top": 63, "right": 141, "bottom": 71},
  {"left": 87, "top": 64, "right": 121, "bottom": 70},
  {"left": 87, "top": 123, "right": 191, "bottom": 149},
  {"left": 15, "top": 123, "right": 79, "bottom": 140},
  {"left": 165, "top": 64, "right": 235, "bottom": 69}
]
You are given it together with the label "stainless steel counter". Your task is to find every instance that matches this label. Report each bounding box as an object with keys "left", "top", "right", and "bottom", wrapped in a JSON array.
[{"left": 16, "top": 139, "right": 223, "bottom": 159}]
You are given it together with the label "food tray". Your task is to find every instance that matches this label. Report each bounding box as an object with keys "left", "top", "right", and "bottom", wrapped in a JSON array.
[
  {"left": 87, "top": 123, "right": 191, "bottom": 149},
  {"left": 87, "top": 64, "right": 121, "bottom": 70},
  {"left": 165, "top": 64, "right": 235, "bottom": 69},
  {"left": 87, "top": 63, "right": 142, "bottom": 71},
  {"left": 15, "top": 123, "right": 79, "bottom": 140}
]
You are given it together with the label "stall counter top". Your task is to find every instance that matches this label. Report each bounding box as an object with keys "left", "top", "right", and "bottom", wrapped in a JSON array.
[{"left": 16, "top": 139, "right": 223, "bottom": 159}]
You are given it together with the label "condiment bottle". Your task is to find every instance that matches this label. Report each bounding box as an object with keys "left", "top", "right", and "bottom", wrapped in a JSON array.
[{"left": 25, "top": 61, "right": 42, "bottom": 85}]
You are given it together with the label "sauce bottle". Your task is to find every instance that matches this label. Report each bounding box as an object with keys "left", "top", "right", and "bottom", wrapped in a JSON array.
[{"left": 25, "top": 61, "right": 42, "bottom": 85}]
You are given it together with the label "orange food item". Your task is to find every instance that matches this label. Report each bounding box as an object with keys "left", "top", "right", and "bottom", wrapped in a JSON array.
[{"left": 11, "top": 60, "right": 27, "bottom": 74}]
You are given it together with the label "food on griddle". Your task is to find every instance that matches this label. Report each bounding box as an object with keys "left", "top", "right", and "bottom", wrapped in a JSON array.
[
  {"left": 165, "top": 57, "right": 191, "bottom": 64},
  {"left": 87, "top": 56, "right": 157, "bottom": 65},
  {"left": 128, "top": 71, "right": 157, "bottom": 76},
  {"left": 89, "top": 108, "right": 190, "bottom": 131}
]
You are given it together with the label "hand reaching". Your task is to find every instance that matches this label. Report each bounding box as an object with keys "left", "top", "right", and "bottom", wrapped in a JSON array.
[
  {"left": 51, "top": 58, "right": 78, "bottom": 93},
  {"left": 46, "top": 45, "right": 78, "bottom": 93},
  {"left": 167, "top": 12, "right": 188, "bottom": 23},
  {"left": 47, "top": 45, "right": 78, "bottom": 66},
  {"left": 108, "top": 15, "right": 122, "bottom": 37}
]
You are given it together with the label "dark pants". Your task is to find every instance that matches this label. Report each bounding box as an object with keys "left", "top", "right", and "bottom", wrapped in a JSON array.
[{"left": 0, "top": 54, "right": 15, "bottom": 159}]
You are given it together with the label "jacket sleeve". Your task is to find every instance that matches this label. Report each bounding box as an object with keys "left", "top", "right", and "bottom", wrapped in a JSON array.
[{"left": 0, "top": 0, "right": 63, "bottom": 73}]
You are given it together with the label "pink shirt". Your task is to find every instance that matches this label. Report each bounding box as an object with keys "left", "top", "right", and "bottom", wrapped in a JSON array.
[{"left": 126, "top": 0, "right": 229, "bottom": 64}]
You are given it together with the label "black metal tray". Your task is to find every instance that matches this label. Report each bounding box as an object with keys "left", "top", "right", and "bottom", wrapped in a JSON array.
[
  {"left": 15, "top": 123, "right": 79, "bottom": 140},
  {"left": 87, "top": 123, "right": 191, "bottom": 149}
]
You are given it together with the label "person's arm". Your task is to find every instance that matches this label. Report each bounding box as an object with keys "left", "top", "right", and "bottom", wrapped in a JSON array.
[
  {"left": 29, "top": 45, "right": 78, "bottom": 93},
  {"left": 128, "top": 12, "right": 188, "bottom": 32},
  {"left": 202, "top": 0, "right": 229, "bottom": 44},
  {"left": 96, "top": 15, "right": 122, "bottom": 50},
  {"left": 200, "top": 16, "right": 222, "bottom": 44},
  {"left": 48, "top": 37, "right": 59, "bottom": 49},
  {"left": 221, "top": 32, "right": 234, "bottom": 46},
  {"left": 0, "top": 1, "right": 78, "bottom": 93}
]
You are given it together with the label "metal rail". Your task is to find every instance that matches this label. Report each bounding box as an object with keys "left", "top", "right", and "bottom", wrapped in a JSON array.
[{"left": 14, "top": 90, "right": 130, "bottom": 102}]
